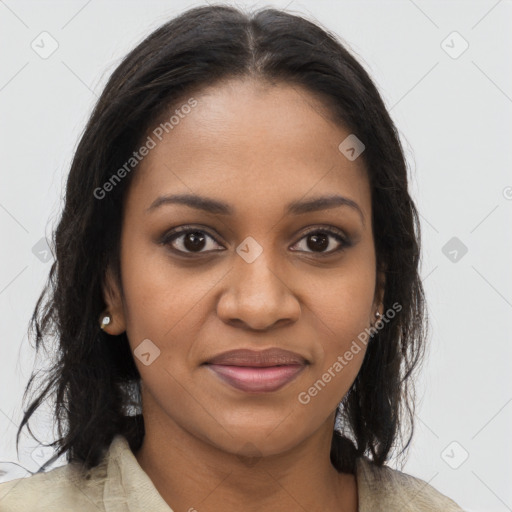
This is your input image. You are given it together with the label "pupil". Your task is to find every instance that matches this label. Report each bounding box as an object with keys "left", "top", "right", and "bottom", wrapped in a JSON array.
[
  {"left": 184, "top": 232, "right": 206, "bottom": 251},
  {"left": 308, "top": 233, "right": 328, "bottom": 252}
]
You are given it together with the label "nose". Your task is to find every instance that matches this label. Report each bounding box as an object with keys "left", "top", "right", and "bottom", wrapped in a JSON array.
[{"left": 216, "top": 250, "right": 301, "bottom": 332}]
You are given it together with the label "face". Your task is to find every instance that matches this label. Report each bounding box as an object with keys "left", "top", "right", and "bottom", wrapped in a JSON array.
[{"left": 103, "top": 77, "right": 384, "bottom": 459}]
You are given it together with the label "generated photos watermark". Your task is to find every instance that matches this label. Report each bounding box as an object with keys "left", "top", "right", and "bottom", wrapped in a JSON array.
[
  {"left": 93, "top": 97, "right": 198, "bottom": 200},
  {"left": 297, "top": 301, "right": 402, "bottom": 405}
]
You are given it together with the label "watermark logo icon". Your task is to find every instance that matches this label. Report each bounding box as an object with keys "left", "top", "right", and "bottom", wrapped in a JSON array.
[
  {"left": 236, "top": 442, "right": 263, "bottom": 467},
  {"left": 32, "top": 237, "right": 52, "bottom": 263},
  {"left": 134, "top": 339, "right": 161, "bottom": 366},
  {"left": 236, "top": 236, "right": 263, "bottom": 263},
  {"left": 442, "top": 236, "right": 468, "bottom": 263},
  {"left": 31, "top": 32, "right": 59, "bottom": 59},
  {"left": 441, "top": 31, "right": 469, "bottom": 59},
  {"left": 30, "top": 444, "right": 54, "bottom": 466},
  {"left": 338, "top": 134, "right": 365, "bottom": 161},
  {"left": 441, "top": 441, "right": 469, "bottom": 469}
]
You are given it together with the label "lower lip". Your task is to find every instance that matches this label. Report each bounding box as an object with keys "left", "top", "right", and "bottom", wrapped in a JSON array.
[{"left": 206, "top": 364, "right": 305, "bottom": 393}]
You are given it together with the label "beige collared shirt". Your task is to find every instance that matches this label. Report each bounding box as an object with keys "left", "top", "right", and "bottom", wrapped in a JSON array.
[{"left": 0, "top": 435, "right": 464, "bottom": 511}]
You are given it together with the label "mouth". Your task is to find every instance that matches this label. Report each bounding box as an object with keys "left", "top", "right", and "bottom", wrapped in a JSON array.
[{"left": 202, "top": 348, "right": 308, "bottom": 393}]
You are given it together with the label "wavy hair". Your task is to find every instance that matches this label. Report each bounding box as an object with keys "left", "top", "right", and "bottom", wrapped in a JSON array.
[{"left": 17, "top": 4, "right": 427, "bottom": 474}]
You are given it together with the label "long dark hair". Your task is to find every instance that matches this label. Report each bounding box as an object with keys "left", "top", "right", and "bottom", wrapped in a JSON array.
[{"left": 17, "top": 4, "right": 427, "bottom": 474}]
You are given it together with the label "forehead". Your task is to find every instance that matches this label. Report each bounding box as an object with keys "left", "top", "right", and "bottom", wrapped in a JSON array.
[{"left": 129, "top": 78, "right": 371, "bottom": 216}]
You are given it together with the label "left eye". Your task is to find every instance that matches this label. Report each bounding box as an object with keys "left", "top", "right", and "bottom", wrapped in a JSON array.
[{"left": 291, "top": 229, "right": 349, "bottom": 255}]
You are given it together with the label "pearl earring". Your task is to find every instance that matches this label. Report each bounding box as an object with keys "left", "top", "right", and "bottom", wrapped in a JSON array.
[
  {"left": 100, "top": 314, "right": 112, "bottom": 330},
  {"left": 370, "top": 311, "right": 382, "bottom": 336}
]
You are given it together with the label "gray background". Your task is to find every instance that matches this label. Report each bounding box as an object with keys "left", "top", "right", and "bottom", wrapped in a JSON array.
[{"left": 1, "top": 1, "right": 511, "bottom": 510}]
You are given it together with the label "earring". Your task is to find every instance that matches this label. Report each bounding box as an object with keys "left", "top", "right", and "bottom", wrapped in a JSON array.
[
  {"left": 100, "top": 313, "right": 112, "bottom": 331},
  {"left": 370, "top": 311, "right": 382, "bottom": 335}
]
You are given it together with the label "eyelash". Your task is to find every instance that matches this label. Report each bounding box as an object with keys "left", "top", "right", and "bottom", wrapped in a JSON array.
[{"left": 160, "top": 225, "right": 351, "bottom": 257}]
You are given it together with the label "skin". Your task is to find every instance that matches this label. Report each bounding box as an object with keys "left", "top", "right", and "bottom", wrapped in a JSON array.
[{"left": 102, "top": 77, "right": 385, "bottom": 512}]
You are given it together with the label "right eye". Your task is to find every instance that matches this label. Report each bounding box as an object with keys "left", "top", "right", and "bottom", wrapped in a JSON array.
[{"left": 161, "top": 226, "right": 225, "bottom": 255}]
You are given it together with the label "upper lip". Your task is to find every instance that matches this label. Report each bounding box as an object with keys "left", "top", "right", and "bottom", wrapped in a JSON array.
[{"left": 204, "top": 348, "right": 308, "bottom": 367}]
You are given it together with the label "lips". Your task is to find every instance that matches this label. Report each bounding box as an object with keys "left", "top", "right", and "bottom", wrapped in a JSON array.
[
  {"left": 205, "top": 348, "right": 307, "bottom": 367},
  {"left": 203, "top": 348, "right": 308, "bottom": 393}
]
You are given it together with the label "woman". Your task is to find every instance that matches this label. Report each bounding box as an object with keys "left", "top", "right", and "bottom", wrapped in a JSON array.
[{"left": 0, "top": 4, "right": 464, "bottom": 511}]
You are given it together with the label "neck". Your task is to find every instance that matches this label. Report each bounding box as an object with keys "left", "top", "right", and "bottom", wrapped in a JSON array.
[{"left": 135, "top": 402, "right": 358, "bottom": 512}]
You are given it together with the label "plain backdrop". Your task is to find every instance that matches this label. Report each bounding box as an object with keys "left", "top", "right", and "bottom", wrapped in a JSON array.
[{"left": 1, "top": 1, "right": 511, "bottom": 510}]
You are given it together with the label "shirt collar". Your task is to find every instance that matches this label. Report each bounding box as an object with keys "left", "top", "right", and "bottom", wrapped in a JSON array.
[{"left": 104, "top": 435, "right": 173, "bottom": 512}]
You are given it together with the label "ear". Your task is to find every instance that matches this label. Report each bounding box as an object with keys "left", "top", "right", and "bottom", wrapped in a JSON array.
[{"left": 100, "top": 265, "right": 126, "bottom": 335}]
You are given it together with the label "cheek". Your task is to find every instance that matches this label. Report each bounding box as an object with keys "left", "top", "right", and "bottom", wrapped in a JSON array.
[
  {"left": 300, "top": 258, "right": 376, "bottom": 400},
  {"left": 119, "top": 232, "right": 207, "bottom": 344},
  {"left": 307, "top": 257, "right": 376, "bottom": 342}
]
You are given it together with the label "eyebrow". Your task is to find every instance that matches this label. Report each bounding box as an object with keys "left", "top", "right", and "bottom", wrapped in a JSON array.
[{"left": 146, "top": 193, "right": 365, "bottom": 224}]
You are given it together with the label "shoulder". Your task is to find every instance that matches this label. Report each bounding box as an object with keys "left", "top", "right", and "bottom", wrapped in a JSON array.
[
  {"left": 355, "top": 456, "right": 465, "bottom": 511},
  {"left": 0, "top": 454, "right": 108, "bottom": 511}
]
